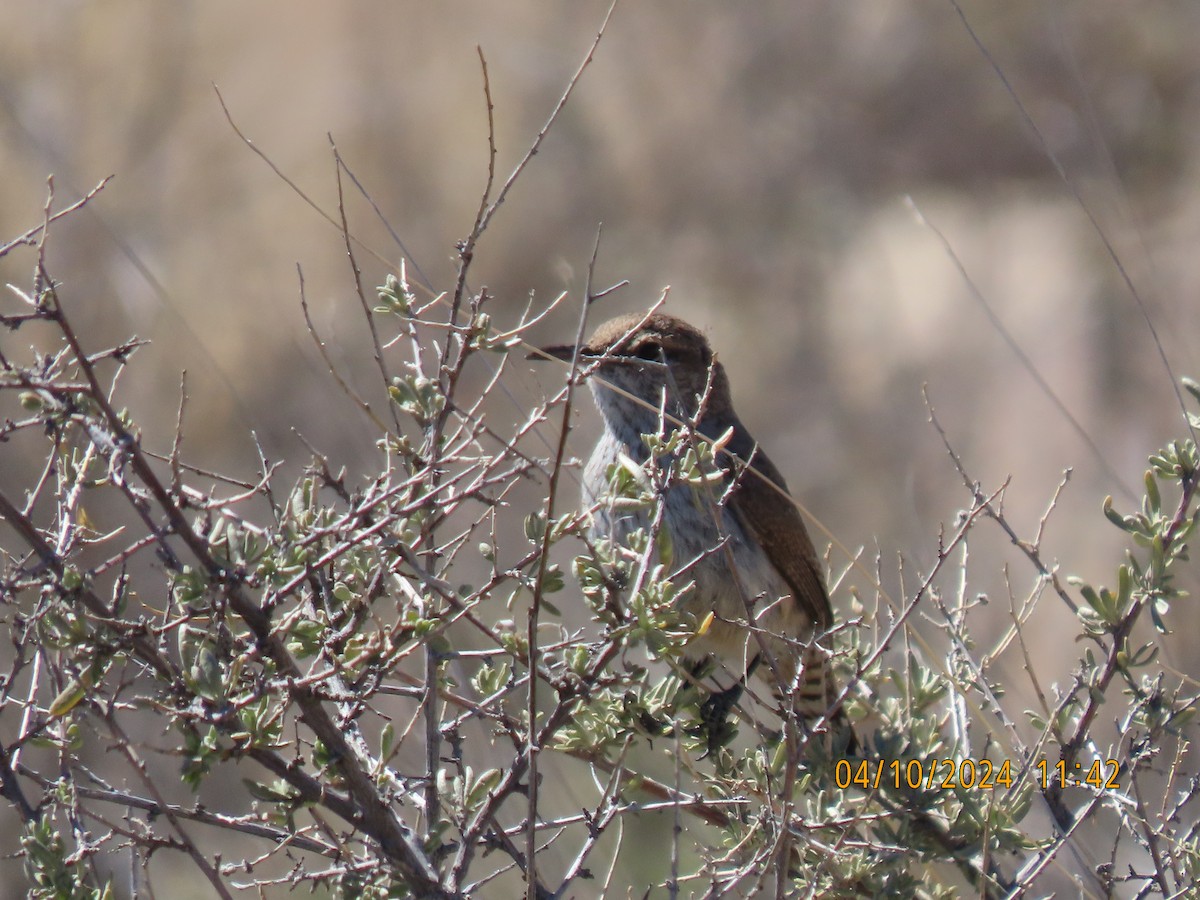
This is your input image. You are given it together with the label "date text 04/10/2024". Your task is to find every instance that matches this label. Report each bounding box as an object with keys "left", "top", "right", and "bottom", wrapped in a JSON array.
[{"left": 834, "top": 758, "right": 1122, "bottom": 792}]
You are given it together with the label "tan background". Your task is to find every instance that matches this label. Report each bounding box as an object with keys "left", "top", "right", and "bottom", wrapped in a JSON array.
[{"left": 2, "top": 2, "right": 1199, "bottom": 895}]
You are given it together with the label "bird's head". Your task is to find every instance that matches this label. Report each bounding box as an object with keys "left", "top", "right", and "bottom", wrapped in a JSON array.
[{"left": 533, "top": 312, "right": 734, "bottom": 434}]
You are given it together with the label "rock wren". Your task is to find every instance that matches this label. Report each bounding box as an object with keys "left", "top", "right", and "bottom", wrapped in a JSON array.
[{"left": 537, "top": 311, "right": 853, "bottom": 750}]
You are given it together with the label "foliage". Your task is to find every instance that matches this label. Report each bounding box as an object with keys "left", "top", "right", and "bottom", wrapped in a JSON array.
[
  {"left": 3, "top": 193, "right": 1198, "bottom": 897},
  {"left": 2, "top": 19, "right": 1199, "bottom": 894}
]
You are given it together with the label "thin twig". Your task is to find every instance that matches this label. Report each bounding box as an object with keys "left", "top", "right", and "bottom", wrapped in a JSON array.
[
  {"left": 0, "top": 175, "right": 114, "bottom": 260},
  {"left": 947, "top": 0, "right": 1197, "bottom": 448},
  {"left": 907, "top": 196, "right": 1133, "bottom": 502},
  {"left": 476, "top": 0, "right": 619, "bottom": 238}
]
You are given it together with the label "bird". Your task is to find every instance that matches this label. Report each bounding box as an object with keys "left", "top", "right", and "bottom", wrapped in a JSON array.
[{"left": 535, "top": 310, "right": 855, "bottom": 753}]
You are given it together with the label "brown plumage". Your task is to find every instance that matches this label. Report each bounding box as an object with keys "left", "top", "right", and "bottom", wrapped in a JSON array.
[{"left": 539, "top": 311, "right": 853, "bottom": 749}]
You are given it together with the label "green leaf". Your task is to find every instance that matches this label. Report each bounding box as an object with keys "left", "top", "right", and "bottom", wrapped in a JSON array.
[
  {"left": 1102, "top": 496, "right": 1126, "bottom": 531},
  {"left": 524, "top": 512, "right": 546, "bottom": 543},
  {"left": 380, "top": 723, "right": 395, "bottom": 760},
  {"left": 1183, "top": 376, "right": 1200, "bottom": 405},
  {"left": 466, "top": 768, "right": 502, "bottom": 807},
  {"left": 243, "top": 779, "right": 295, "bottom": 803},
  {"left": 1008, "top": 781, "right": 1036, "bottom": 823},
  {"left": 47, "top": 678, "right": 88, "bottom": 719},
  {"left": 540, "top": 563, "right": 565, "bottom": 594},
  {"left": 1143, "top": 469, "right": 1161, "bottom": 517},
  {"left": 1077, "top": 583, "right": 1109, "bottom": 622},
  {"left": 1116, "top": 564, "right": 1133, "bottom": 611}
]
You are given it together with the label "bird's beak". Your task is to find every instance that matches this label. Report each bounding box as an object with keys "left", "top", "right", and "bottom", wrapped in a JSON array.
[{"left": 527, "top": 342, "right": 580, "bottom": 363}]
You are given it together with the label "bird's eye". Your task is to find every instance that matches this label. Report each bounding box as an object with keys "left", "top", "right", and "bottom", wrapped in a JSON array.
[{"left": 633, "top": 341, "right": 663, "bottom": 361}]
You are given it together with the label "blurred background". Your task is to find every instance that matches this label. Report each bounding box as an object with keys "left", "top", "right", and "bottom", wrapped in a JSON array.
[{"left": 3, "top": 1, "right": 1200, "bottom": 895}]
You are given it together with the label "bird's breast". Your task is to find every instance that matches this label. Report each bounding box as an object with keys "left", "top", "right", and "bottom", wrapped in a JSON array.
[{"left": 582, "top": 426, "right": 810, "bottom": 674}]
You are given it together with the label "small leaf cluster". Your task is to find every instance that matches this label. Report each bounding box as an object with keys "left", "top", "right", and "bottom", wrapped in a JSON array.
[{"left": 22, "top": 812, "right": 112, "bottom": 900}]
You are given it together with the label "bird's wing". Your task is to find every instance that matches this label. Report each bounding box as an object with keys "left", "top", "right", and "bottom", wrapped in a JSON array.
[{"left": 720, "top": 423, "right": 833, "bottom": 631}]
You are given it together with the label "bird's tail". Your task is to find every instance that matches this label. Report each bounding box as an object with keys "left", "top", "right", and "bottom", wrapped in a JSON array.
[{"left": 791, "top": 642, "right": 860, "bottom": 757}]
